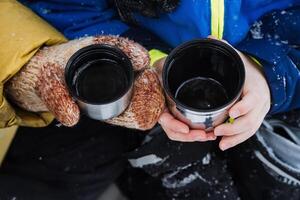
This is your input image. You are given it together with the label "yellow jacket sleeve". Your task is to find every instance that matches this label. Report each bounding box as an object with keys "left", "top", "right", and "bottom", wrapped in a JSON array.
[{"left": 0, "top": 0, "right": 67, "bottom": 164}]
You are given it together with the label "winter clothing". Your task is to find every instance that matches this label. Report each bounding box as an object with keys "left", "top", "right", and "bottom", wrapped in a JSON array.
[
  {"left": 236, "top": 8, "right": 300, "bottom": 114},
  {"left": 228, "top": 119, "right": 300, "bottom": 200},
  {"left": 121, "top": 1, "right": 300, "bottom": 114},
  {"left": 20, "top": 0, "right": 300, "bottom": 114},
  {"left": 6, "top": 35, "right": 164, "bottom": 129},
  {"left": 0, "top": 0, "right": 66, "bottom": 165},
  {"left": 119, "top": 118, "right": 300, "bottom": 200},
  {"left": 2, "top": 117, "right": 299, "bottom": 200},
  {"left": 0, "top": 1, "right": 165, "bottom": 164},
  {"left": 0, "top": 116, "right": 145, "bottom": 200}
]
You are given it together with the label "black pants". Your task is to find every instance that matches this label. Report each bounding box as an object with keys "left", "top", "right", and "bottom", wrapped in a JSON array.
[
  {"left": 0, "top": 116, "right": 299, "bottom": 200},
  {"left": 0, "top": 117, "right": 144, "bottom": 200}
]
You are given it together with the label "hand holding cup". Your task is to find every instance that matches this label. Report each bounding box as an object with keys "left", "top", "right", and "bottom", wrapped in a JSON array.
[
  {"left": 6, "top": 36, "right": 165, "bottom": 130},
  {"left": 156, "top": 38, "right": 271, "bottom": 150}
]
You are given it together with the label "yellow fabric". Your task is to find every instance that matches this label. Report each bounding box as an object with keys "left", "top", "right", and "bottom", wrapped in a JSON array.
[
  {"left": 149, "top": 49, "right": 168, "bottom": 66},
  {"left": 0, "top": 126, "right": 18, "bottom": 166},
  {"left": 211, "top": 0, "right": 224, "bottom": 39},
  {"left": 0, "top": 0, "right": 67, "bottom": 164}
]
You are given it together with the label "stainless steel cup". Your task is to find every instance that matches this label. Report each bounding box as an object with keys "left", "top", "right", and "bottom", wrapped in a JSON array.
[
  {"left": 65, "top": 44, "right": 134, "bottom": 120},
  {"left": 162, "top": 39, "right": 245, "bottom": 131}
]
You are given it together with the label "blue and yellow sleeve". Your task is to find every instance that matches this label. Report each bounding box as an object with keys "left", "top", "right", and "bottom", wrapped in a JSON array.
[{"left": 237, "top": 7, "right": 300, "bottom": 114}]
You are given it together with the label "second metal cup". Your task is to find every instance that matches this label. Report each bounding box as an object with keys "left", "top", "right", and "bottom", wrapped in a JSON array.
[{"left": 162, "top": 39, "right": 245, "bottom": 131}]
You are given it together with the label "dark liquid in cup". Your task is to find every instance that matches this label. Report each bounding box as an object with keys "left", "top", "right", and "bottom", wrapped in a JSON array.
[
  {"left": 74, "top": 60, "right": 128, "bottom": 103},
  {"left": 175, "top": 77, "right": 229, "bottom": 110}
]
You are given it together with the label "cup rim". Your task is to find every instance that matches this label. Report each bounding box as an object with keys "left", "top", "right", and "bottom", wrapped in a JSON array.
[
  {"left": 65, "top": 44, "right": 134, "bottom": 105},
  {"left": 163, "top": 38, "right": 245, "bottom": 113}
]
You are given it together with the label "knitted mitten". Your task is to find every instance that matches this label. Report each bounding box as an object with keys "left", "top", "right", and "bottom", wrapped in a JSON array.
[{"left": 6, "top": 36, "right": 165, "bottom": 129}]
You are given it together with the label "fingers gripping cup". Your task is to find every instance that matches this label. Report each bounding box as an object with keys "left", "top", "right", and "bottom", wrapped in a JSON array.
[
  {"left": 163, "top": 39, "right": 245, "bottom": 131},
  {"left": 65, "top": 44, "right": 134, "bottom": 120}
]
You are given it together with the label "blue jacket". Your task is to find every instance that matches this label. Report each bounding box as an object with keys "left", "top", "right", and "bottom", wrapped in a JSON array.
[{"left": 19, "top": 0, "right": 300, "bottom": 114}]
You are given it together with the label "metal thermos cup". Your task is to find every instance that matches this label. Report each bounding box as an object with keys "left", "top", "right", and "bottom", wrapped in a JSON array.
[
  {"left": 162, "top": 39, "right": 245, "bottom": 131},
  {"left": 65, "top": 44, "right": 134, "bottom": 120}
]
